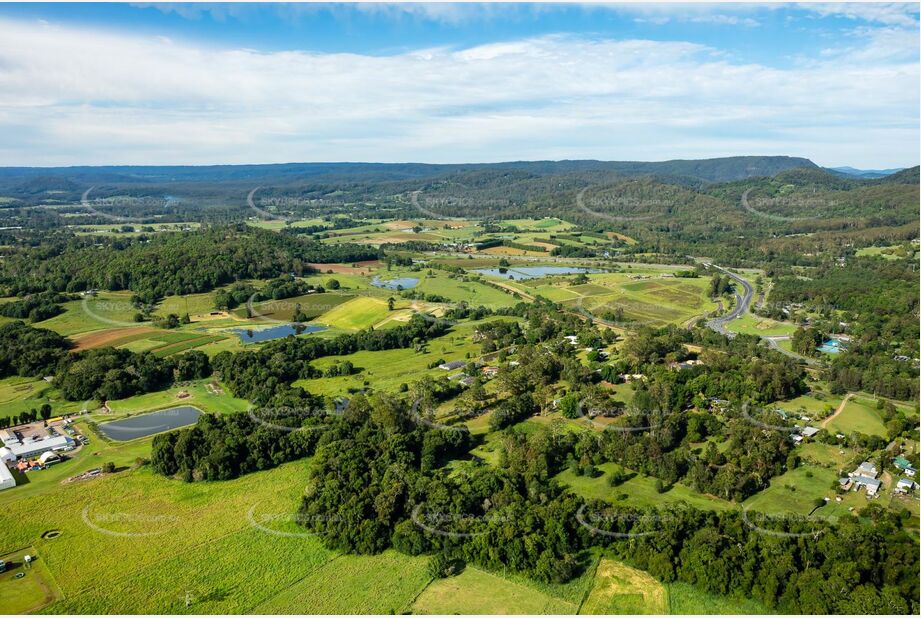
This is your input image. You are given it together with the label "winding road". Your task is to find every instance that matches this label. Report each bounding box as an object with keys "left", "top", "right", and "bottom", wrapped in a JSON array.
[
  {"left": 705, "top": 265, "right": 818, "bottom": 365},
  {"left": 705, "top": 266, "right": 754, "bottom": 336}
]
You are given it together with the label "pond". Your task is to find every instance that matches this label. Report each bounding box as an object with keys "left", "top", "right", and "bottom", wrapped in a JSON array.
[
  {"left": 472, "top": 266, "right": 602, "bottom": 280},
  {"left": 232, "top": 323, "right": 327, "bottom": 343},
  {"left": 97, "top": 406, "right": 203, "bottom": 441},
  {"left": 371, "top": 276, "right": 419, "bottom": 290}
]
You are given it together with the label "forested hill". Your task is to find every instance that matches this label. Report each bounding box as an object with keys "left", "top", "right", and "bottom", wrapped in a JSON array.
[
  {"left": 0, "top": 155, "right": 817, "bottom": 188},
  {"left": 0, "top": 225, "right": 380, "bottom": 299}
]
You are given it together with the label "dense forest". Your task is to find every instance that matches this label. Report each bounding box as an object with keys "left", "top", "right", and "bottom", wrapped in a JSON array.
[{"left": 0, "top": 225, "right": 380, "bottom": 300}]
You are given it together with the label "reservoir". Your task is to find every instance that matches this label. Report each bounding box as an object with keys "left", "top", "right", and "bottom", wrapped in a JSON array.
[
  {"left": 232, "top": 323, "right": 327, "bottom": 343},
  {"left": 472, "top": 266, "right": 602, "bottom": 280},
  {"left": 371, "top": 276, "right": 420, "bottom": 290},
  {"left": 97, "top": 406, "right": 203, "bottom": 441}
]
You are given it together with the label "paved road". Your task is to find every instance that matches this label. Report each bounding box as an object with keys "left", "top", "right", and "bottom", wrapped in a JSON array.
[
  {"left": 705, "top": 266, "right": 819, "bottom": 366},
  {"left": 705, "top": 266, "right": 754, "bottom": 336}
]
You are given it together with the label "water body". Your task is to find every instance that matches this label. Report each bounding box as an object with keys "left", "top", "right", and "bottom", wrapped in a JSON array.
[
  {"left": 371, "top": 276, "right": 419, "bottom": 290},
  {"left": 472, "top": 266, "right": 602, "bottom": 280},
  {"left": 232, "top": 323, "right": 327, "bottom": 343},
  {"left": 98, "top": 406, "right": 202, "bottom": 441}
]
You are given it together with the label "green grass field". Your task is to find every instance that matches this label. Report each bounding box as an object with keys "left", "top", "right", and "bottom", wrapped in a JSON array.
[
  {"left": 497, "top": 269, "right": 718, "bottom": 327},
  {"left": 0, "top": 377, "right": 90, "bottom": 424},
  {"left": 666, "top": 582, "right": 774, "bottom": 614},
  {"left": 412, "top": 566, "right": 575, "bottom": 614},
  {"left": 826, "top": 396, "right": 889, "bottom": 437},
  {"left": 0, "top": 546, "right": 63, "bottom": 613},
  {"left": 556, "top": 462, "right": 735, "bottom": 512},
  {"left": 580, "top": 558, "right": 667, "bottom": 615},
  {"left": 256, "top": 552, "right": 431, "bottom": 614},
  {"left": 314, "top": 296, "right": 392, "bottom": 330},
  {"left": 742, "top": 464, "right": 839, "bottom": 516},
  {"left": 35, "top": 292, "right": 139, "bottom": 336},
  {"left": 725, "top": 312, "right": 798, "bottom": 337},
  {"left": 103, "top": 379, "right": 249, "bottom": 417}
]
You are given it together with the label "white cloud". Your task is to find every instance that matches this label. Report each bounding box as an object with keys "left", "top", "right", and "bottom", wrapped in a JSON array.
[{"left": 0, "top": 16, "right": 916, "bottom": 167}]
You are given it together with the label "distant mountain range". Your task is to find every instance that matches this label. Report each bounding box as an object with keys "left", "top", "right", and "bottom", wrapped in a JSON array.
[{"left": 827, "top": 166, "right": 905, "bottom": 179}]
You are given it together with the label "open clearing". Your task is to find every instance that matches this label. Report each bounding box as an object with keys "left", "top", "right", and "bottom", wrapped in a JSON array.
[
  {"left": 412, "top": 566, "right": 575, "bottom": 614},
  {"left": 580, "top": 559, "right": 667, "bottom": 615},
  {"left": 825, "top": 395, "right": 889, "bottom": 437},
  {"left": 314, "top": 296, "right": 391, "bottom": 330},
  {"left": 0, "top": 546, "right": 62, "bottom": 614}
]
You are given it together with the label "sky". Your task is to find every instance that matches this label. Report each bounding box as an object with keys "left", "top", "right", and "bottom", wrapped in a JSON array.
[{"left": 0, "top": 2, "right": 918, "bottom": 168}]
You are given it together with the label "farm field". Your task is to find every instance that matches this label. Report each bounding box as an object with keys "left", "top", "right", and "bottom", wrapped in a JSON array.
[
  {"left": 315, "top": 296, "right": 394, "bottom": 330},
  {"left": 496, "top": 270, "right": 718, "bottom": 327}
]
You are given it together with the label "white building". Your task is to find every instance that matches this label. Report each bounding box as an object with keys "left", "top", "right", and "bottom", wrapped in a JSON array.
[
  {"left": 0, "top": 463, "right": 15, "bottom": 491},
  {"left": 6, "top": 435, "right": 75, "bottom": 460}
]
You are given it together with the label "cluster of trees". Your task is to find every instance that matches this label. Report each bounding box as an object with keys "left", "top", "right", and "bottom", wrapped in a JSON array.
[
  {"left": 153, "top": 394, "right": 918, "bottom": 612},
  {"left": 0, "top": 403, "right": 53, "bottom": 428},
  {"left": 0, "top": 291, "right": 72, "bottom": 323},
  {"left": 0, "top": 321, "right": 70, "bottom": 378},
  {"left": 56, "top": 349, "right": 212, "bottom": 401}
]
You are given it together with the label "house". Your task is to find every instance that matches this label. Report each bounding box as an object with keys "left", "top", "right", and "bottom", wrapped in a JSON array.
[
  {"left": 459, "top": 377, "right": 476, "bottom": 387},
  {"left": 893, "top": 457, "right": 914, "bottom": 472},
  {"left": 0, "top": 463, "right": 15, "bottom": 491},
  {"left": 839, "top": 477, "right": 853, "bottom": 490},
  {"left": 896, "top": 479, "right": 915, "bottom": 494},
  {"left": 667, "top": 360, "right": 702, "bottom": 371},
  {"left": 563, "top": 335, "right": 579, "bottom": 346},
  {"left": 438, "top": 360, "right": 466, "bottom": 371},
  {"left": 853, "top": 476, "right": 881, "bottom": 497},
  {"left": 850, "top": 461, "right": 878, "bottom": 479},
  {"left": 481, "top": 366, "right": 499, "bottom": 377},
  {"left": 800, "top": 426, "right": 821, "bottom": 438}
]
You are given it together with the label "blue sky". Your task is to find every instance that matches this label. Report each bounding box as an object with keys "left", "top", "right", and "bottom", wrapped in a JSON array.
[{"left": 0, "top": 3, "right": 917, "bottom": 167}]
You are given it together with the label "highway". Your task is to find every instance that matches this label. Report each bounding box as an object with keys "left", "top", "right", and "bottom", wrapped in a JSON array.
[
  {"left": 705, "top": 265, "right": 819, "bottom": 365},
  {"left": 705, "top": 265, "right": 754, "bottom": 336}
]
